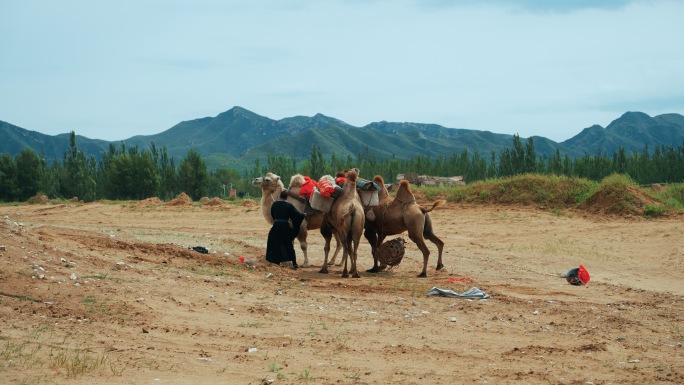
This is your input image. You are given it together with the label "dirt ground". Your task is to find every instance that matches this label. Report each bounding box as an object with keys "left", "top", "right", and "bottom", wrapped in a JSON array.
[{"left": 1, "top": 197, "right": 683, "bottom": 385}]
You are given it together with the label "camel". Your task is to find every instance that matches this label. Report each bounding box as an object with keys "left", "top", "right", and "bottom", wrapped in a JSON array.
[
  {"left": 252, "top": 172, "right": 341, "bottom": 267},
  {"left": 364, "top": 175, "right": 445, "bottom": 277},
  {"left": 320, "top": 170, "right": 365, "bottom": 278}
]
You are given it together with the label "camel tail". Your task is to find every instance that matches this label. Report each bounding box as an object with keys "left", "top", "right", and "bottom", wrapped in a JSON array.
[
  {"left": 420, "top": 199, "right": 446, "bottom": 213},
  {"left": 338, "top": 204, "right": 356, "bottom": 235}
]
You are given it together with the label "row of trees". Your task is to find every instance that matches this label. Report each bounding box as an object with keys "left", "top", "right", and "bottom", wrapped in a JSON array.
[
  {"left": 0, "top": 132, "right": 242, "bottom": 202},
  {"left": 260, "top": 135, "right": 684, "bottom": 186},
  {"left": 2, "top": 132, "right": 684, "bottom": 203}
]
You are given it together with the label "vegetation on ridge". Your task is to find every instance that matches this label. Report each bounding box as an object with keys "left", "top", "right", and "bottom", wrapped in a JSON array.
[
  {"left": 418, "top": 173, "right": 678, "bottom": 217},
  {"left": 1, "top": 131, "right": 684, "bottom": 219}
]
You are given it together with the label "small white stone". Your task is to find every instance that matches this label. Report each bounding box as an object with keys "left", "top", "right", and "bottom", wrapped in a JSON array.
[
  {"left": 70, "top": 273, "right": 77, "bottom": 280},
  {"left": 248, "top": 347, "right": 258, "bottom": 353}
]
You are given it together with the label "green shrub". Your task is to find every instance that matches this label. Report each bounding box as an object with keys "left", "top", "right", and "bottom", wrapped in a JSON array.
[{"left": 644, "top": 204, "right": 665, "bottom": 218}]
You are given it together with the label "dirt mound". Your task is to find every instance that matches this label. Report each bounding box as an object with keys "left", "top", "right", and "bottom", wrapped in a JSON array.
[
  {"left": 241, "top": 198, "right": 259, "bottom": 207},
  {"left": 166, "top": 192, "right": 193, "bottom": 206},
  {"left": 199, "top": 197, "right": 210, "bottom": 204},
  {"left": 137, "top": 197, "right": 162, "bottom": 207},
  {"left": 580, "top": 184, "right": 660, "bottom": 216},
  {"left": 203, "top": 197, "right": 226, "bottom": 207},
  {"left": 27, "top": 194, "right": 49, "bottom": 204}
]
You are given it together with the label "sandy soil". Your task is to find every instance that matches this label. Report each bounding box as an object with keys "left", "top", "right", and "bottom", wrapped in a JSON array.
[{"left": 1, "top": 197, "right": 683, "bottom": 385}]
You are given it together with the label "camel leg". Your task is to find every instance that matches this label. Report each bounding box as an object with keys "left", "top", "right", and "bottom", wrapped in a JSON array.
[
  {"left": 319, "top": 241, "right": 330, "bottom": 275},
  {"left": 330, "top": 233, "right": 343, "bottom": 266},
  {"left": 297, "top": 222, "right": 309, "bottom": 267},
  {"left": 320, "top": 217, "right": 342, "bottom": 266},
  {"left": 375, "top": 234, "right": 389, "bottom": 271},
  {"left": 409, "top": 233, "right": 431, "bottom": 278},
  {"left": 365, "top": 229, "right": 388, "bottom": 273},
  {"left": 424, "top": 214, "right": 445, "bottom": 270},
  {"left": 318, "top": 223, "right": 332, "bottom": 274},
  {"left": 349, "top": 214, "right": 362, "bottom": 278},
  {"left": 351, "top": 232, "right": 362, "bottom": 279},
  {"left": 341, "top": 248, "right": 349, "bottom": 278},
  {"left": 364, "top": 228, "right": 381, "bottom": 273},
  {"left": 340, "top": 233, "right": 351, "bottom": 278}
]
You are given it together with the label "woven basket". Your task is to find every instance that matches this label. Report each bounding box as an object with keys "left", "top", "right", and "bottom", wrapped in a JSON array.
[{"left": 377, "top": 238, "right": 406, "bottom": 267}]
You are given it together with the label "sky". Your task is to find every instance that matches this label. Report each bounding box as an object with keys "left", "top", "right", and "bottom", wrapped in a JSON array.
[{"left": 1, "top": 0, "right": 683, "bottom": 143}]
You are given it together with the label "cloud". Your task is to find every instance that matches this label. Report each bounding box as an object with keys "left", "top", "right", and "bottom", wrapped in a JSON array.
[{"left": 415, "top": 0, "right": 643, "bottom": 13}]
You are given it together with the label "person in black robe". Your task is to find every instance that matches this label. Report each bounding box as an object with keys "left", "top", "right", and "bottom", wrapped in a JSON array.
[{"left": 266, "top": 190, "right": 306, "bottom": 268}]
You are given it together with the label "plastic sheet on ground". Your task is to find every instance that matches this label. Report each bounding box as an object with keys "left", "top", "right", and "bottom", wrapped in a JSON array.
[{"left": 427, "top": 287, "right": 491, "bottom": 299}]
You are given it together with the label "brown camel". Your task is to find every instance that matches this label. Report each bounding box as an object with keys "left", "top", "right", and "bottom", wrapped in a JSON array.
[
  {"left": 364, "top": 175, "right": 445, "bottom": 277},
  {"left": 252, "top": 172, "right": 340, "bottom": 267},
  {"left": 320, "top": 170, "right": 365, "bottom": 278}
]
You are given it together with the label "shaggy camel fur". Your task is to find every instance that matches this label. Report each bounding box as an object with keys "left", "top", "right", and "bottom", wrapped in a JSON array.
[
  {"left": 320, "top": 170, "right": 365, "bottom": 278},
  {"left": 252, "top": 173, "right": 340, "bottom": 267},
  {"left": 364, "top": 175, "right": 445, "bottom": 277}
]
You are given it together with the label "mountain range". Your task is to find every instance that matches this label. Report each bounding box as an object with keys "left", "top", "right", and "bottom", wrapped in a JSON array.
[{"left": 2, "top": 107, "right": 684, "bottom": 171}]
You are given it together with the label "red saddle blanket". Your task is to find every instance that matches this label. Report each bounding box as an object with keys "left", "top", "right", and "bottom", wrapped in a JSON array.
[
  {"left": 317, "top": 176, "right": 336, "bottom": 198},
  {"left": 299, "top": 176, "right": 317, "bottom": 200}
]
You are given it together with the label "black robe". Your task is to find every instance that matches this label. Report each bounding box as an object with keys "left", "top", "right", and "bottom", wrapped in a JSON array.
[{"left": 265, "top": 200, "right": 305, "bottom": 265}]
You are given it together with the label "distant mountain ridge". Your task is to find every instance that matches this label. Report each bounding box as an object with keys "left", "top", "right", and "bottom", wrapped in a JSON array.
[{"left": 2, "top": 107, "right": 683, "bottom": 171}]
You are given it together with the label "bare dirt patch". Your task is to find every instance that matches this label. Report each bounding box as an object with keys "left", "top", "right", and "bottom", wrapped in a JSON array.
[{"left": 1, "top": 200, "right": 682, "bottom": 385}]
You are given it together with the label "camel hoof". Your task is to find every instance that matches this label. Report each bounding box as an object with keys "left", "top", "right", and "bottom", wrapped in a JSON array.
[
  {"left": 341, "top": 273, "right": 349, "bottom": 278},
  {"left": 319, "top": 269, "right": 328, "bottom": 274},
  {"left": 352, "top": 273, "right": 361, "bottom": 278},
  {"left": 366, "top": 268, "right": 380, "bottom": 274},
  {"left": 417, "top": 272, "right": 427, "bottom": 278},
  {"left": 436, "top": 263, "right": 444, "bottom": 271}
]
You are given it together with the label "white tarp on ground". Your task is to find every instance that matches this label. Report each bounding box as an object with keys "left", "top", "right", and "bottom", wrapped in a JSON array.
[{"left": 427, "top": 287, "right": 491, "bottom": 299}]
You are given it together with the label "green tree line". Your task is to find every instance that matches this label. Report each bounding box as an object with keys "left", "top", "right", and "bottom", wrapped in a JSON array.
[{"left": 1, "top": 132, "right": 684, "bottom": 203}]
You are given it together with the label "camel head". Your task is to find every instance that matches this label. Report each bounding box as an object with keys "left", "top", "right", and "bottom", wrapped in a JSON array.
[{"left": 252, "top": 172, "right": 284, "bottom": 194}]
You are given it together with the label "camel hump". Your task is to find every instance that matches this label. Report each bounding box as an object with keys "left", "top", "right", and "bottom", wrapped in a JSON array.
[
  {"left": 395, "top": 179, "right": 415, "bottom": 202},
  {"left": 289, "top": 174, "right": 305, "bottom": 188},
  {"left": 373, "top": 175, "right": 385, "bottom": 185}
]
